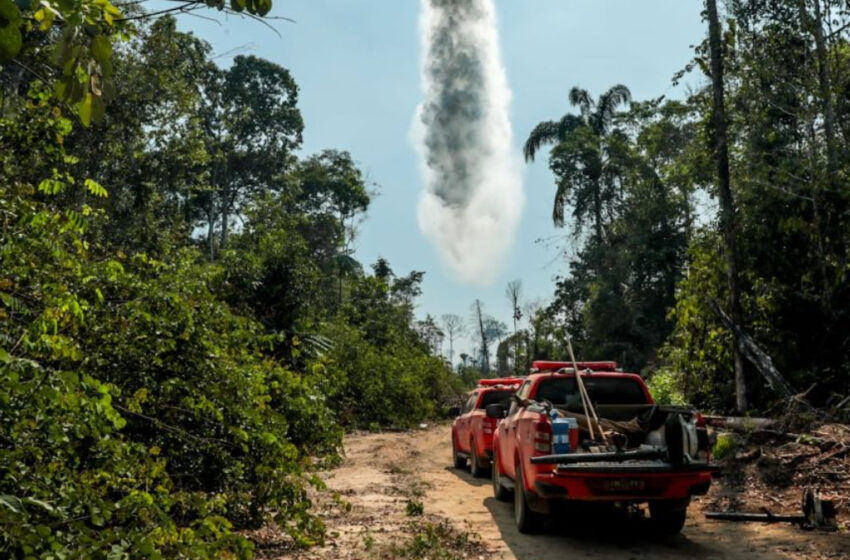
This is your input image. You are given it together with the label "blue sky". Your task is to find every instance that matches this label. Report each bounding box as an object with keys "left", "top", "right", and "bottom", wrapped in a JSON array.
[{"left": 176, "top": 1, "right": 706, "bottom": 356}]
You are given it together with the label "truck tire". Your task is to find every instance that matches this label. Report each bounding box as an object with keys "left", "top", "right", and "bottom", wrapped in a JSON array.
[
  {"left": 514, "top": 464, "right": 541, "bottom": 534},
  {"left": 492, "top": 452, "right": 512, "bottom": 502},
  {"left": 649, "top": 498, "right": 689, "bottom": 535},
  {"left": 470, "top": 439, "right": 487, "bottom": 478},
  {"left": 452, "top": 435, "right": 466, "bottom": 469}
]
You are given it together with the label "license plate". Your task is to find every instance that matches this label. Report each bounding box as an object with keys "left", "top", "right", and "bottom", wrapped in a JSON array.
[{"left": 602, "top": 479, "right": 646, "bottom": 492}]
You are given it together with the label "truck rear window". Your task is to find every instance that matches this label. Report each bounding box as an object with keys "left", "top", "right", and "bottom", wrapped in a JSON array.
[
  {"left": 533, "top": 377, "right": 648, "bottom": 406},
  {"left": 478, "top": 390, "right": 513, "bottom": 409}
]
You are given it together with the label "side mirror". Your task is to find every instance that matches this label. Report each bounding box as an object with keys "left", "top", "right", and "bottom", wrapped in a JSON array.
[
  {"left": 448, "top": 406, "right": 461, "bottom": 417},
  {"left": 486, "top": 403, "right": 506, "bottom": 419}
]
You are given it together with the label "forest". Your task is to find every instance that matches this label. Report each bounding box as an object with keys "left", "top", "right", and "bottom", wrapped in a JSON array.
[
  {"left": 1, "top": 0, "right": 849, "bottom": 557},
  {"left": 494, "top": 0, "right": 850, "bottom": 418}
]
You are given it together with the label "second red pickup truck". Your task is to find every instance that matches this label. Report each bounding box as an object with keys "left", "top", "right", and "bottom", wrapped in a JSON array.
[
  {"left": 451, "top": 378, "right": 522, "bottom": 477},
  {"left": 489, "top": 361, "right": 714, "bottom": 535}
]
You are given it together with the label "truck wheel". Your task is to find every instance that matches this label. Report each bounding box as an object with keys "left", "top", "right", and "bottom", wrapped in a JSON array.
[
  {"left": 649, "top": 499, "right": 689, "bottom": 535},
  {"left": 492, "top": 452, "right": 512, "bottom": 502},
  {"left": 470, "top": 439, "right": 487, "bottom": 478},
  {"left": 452, "top": 436, "right": 466, "bottom": 469},
  {"left": 514, "top": 464, "right": 541, "bottom": 534}
]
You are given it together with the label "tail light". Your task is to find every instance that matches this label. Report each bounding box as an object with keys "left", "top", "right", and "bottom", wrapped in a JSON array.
[
  {"left": 532, "top": 420, "right": 552, "bottom": 454},
  {"left": 695, "top": 413, "right": 706, "bottom": 428},
  {"left": 483, "top": 417, "right": 496, "bottom": 435}
]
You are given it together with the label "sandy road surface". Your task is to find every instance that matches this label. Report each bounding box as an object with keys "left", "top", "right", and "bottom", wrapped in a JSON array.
[{"left": 270, "top": 425, "right": 849, "bottom": 559}]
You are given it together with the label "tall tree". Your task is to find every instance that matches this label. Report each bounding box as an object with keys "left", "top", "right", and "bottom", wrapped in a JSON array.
[
  {"left": 524, "top": 85, "right": 632, "bottom": 241},
  {"left": 798, "top": 0, "right": 838, "bottom": 189},
  {"left": 199, "top": 55, "right": 303, "bottom": 258},
  {"left": 471, "top": 299, "right": 490, "bottom": 374},
  {"left": 294, "top": 150, "right": 370, "bottom": 307},
  {"left": 707, "top": 0, "right": 746, "bottom": 412},
  {"left": 441, "top": 313, "right": 466, "bottom": 368},
  {"left": 505, "top": 279, "right": 523, "bottom": 370},
  {"left": 416, "top": 314, "right": 445, "bottom": 355}
]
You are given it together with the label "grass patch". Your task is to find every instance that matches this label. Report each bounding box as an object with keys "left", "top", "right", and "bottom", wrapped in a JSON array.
[
  {"left": 376, "top": 521, "right": 485, "bottom": 560},
  {"left": 405, "top": 499, "right": 424, "bottom": 516},
  {"left": 385, "top": 461, "right": 412, "bottom": 475}
]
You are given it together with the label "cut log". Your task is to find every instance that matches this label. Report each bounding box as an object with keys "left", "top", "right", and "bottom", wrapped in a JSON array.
[{"left": 703, "top": 415, "right": 775, "bottom": 431}]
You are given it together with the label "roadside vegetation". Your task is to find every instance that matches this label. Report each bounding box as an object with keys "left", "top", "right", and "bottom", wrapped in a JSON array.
[
  {"left": 0, "top": 6, "right": 465, "bottom": 558},
  {"left": 3, "top": 0, "right": 850, "bottom": 557},
  {"left": 485, "top": 1, "right": 850, "bottom": 419}
]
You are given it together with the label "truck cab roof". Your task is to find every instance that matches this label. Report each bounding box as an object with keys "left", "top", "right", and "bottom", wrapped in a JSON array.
[{"left": 521, "top": 370, "right": 653, "bottom": 406}]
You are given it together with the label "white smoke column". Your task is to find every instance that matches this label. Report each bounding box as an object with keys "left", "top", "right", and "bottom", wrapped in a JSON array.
[{"left": 413, "top": 0, "right": 524, "bottom": 285}]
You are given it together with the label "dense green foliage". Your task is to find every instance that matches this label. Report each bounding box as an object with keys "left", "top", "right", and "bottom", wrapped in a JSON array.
[
  {"left": 519, "top": 0, "right": 850, "bottom": 414},
  {"left": 6, "top": 0, "right": 850, "bottom": 556},
  {"left": 0, "top": 13, "right": 463, "bottom": 558}
]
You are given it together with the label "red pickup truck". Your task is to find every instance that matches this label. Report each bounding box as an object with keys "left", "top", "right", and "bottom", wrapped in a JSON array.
[
  {"left": 490, "top": 361, "right": 714, "bottom": 535},
  {"left": 451, "top": 378, "right": 522, "bottom": 477}
]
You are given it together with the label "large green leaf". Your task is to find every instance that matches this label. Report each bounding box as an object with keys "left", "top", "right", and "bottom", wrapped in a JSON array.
[
  {"left": 91, "top": 35, "right": 112, "bottom": 65},
  {"left": 79, "top": 92, "right": 93, "bottom": 126}
]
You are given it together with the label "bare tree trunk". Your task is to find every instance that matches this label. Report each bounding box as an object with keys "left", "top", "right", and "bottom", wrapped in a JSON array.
[
  {"left": 473, "top": 300, "right": 489, "bottom": 374},
  {"left": 506, "top": 280, "right": 522, "bottom": 373},
  {"left": 809, "top": 0, "right": 839, "bottom": 189},
  {"left": 806, "top": 118, "right": 831, "bottom": 304},
  {"left": 707, "top": 0, "right": 747, "bottom": 412},
  {"left": 593, "top": 179, "right": 603, "bottom": 243},
  {"left": 219, "top": 193, "right": 229, "bottom": 249},
  {"left": 207, "top": 198, "right": 216, "bottom": 263},
  {"left": 800, "top": 0, "right": 835, "bottom": 305}
]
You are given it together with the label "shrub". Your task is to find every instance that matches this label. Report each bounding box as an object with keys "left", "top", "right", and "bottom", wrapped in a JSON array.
[
  {"left": 405, "top": 499, "right": 424, "bottom": 517},
  {"left": 0, "top": 190, "right": 340, "bottom": 557},
  {"left": 646, "top": 369, "right": 687, "bottom": 405},
  {"left": 713, "top": 432, "right": 738, "bottom": 461}
]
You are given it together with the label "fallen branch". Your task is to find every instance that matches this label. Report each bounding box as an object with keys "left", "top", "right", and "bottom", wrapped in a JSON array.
[
  {"left": 816, "top": 445, "right": 850, "bottom": 465},
  {"left": 710, "top": 300, "right": 796, "bottom": 400}
]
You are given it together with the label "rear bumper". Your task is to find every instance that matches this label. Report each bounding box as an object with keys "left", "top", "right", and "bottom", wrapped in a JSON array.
[{"left": 530, "top": 468, "right": 714, "bottom": 502}]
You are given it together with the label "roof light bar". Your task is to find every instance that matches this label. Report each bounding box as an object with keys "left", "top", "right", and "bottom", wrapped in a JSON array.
[{"left": 531, "top": 360, "right": 618, "bottom": 372}]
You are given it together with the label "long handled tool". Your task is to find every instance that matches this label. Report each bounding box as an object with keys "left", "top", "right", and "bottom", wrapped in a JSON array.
[{"left": 564, "top": 332, "right": 609, "bottom": 446}]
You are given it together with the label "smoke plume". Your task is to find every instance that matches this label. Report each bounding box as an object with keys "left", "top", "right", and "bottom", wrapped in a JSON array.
[{"left": 413, "top": 0, "right": 524, "bottom": 285}]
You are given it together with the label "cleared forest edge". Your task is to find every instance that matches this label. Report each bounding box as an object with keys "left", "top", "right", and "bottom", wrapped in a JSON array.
[{"left": 261, "top": 425, "right": 849, "bottom": 560}]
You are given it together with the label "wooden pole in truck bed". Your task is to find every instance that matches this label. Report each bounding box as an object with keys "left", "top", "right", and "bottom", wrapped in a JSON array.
[{"left": 565, "top": 332, "right": 608, "bottom": 446}]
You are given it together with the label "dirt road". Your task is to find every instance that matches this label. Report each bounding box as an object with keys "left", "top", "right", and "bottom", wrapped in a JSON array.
[{"left": 269, "top": 425, "right": 849, "bottom": 559}]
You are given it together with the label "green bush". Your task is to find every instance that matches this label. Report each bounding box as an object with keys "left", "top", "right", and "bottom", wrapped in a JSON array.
[
  {"left": 0, "top": 189, "right": 340, "bottom": 557},
  {"left": 712, "top": 433, "right": 738, "bottom": 461},
  {"left": 646, "top": 369, "right": 687, "bottom": 405},
  {"left": 318, "top": 320, "right": 465, "bottom": 429}
]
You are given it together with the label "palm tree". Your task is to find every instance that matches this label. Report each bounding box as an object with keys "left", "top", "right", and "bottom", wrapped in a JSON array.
[{"left": 524, "top": 85, "right": 631, "bottom": 242}]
